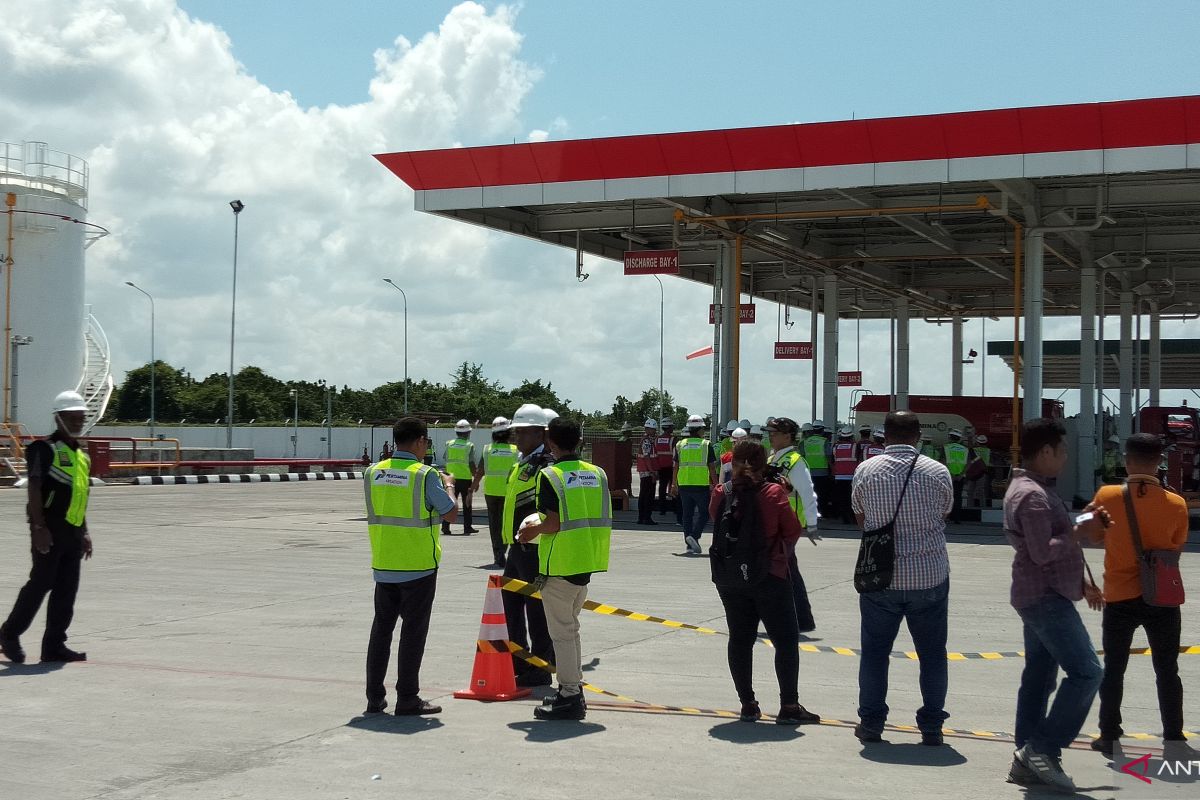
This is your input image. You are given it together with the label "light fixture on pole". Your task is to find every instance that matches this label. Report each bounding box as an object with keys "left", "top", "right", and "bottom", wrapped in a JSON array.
[
  {"left": 382, "top": 278, "right": 409, "bottom": 414},
  {"left": 125, "top": 281, "right": 156, "bottom": 439},
  {"left": 226, "top": 199, "right": 245, "bottom": 448},
  {"left": 318, "top": 379, "right": 332, "bottom": 459},
  {"left": 289, "top": 388, "right": 298, "bottom": 457}
]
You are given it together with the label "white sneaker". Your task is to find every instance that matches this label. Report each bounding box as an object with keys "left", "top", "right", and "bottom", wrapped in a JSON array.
[
  {"left": 684, "top": 535, "right": 700, "bottom": 554},
  {"left": 1016, "top": 744, "right": 1076, "bottom": 794}
]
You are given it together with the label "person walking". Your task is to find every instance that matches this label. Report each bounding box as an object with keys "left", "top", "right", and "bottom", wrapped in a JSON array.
[
  {"left": 966, "top": 434, "right": 992, "bottom": 508},
  {"left": 920, "top": 434, "right": 940, "bottom": 462},
  {"left": 850, "top": 411, "right": 954, "bottom": 746},
  {"left": 718, "top": 426, "right": 748, "bottom": 484},
  {"left": 943, "top": 429, "right": 969, "bottom": 524},
  {"left": 500, "top": 403, "right": 556, "bottom": 688},
  {"left": 832, "top": 426, "right": 858, "bottom": 524},
  {"left": 654, "top": 419, "right": 680, "bottom": 522},
  {"left": 709, "top": 441, "right": 821, "bottom": 726},
  {"left": 636, "top": 419, "right": 659, "bottom": 526},
  {"left": 441, "top": 420, "right": 479, "bottom": 535},
  {"left": 0, "top": 391, "right": 95, "bottom": 665},
  {"left": 854, "top": 423, "right": 874, "bottom": 462},
  {"left": 1087, "top": 433, "right": 1193, "bottom": 760},
  {"left": 765, "top": 416, "right": 819, "bottom": 633},
  {"left": 863, "top": 428, "right": 886, "bottom": 460},
  {"left": 518, "top": 416, "right": 612, "bottom": 721},
  {"left": 803, "top": 421, "right": 834, "bottom": 517},
  {"left": 473, "top": 417, "right": 518, "bottom": 568},
  {"left": 670, "top": 414, "right": 718, "bottom": 555},
  {"left": 362, "top": 417, "right": 457, "bottom": 716},
  {"left": 1003, "top": 417, "right": 1106, "bottom": 793}
]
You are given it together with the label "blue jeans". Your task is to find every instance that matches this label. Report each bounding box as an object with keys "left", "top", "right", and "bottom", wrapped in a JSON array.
[
  {"left": 678, "top": 486, "right": 711, "bottom": 544},
  {"left": 1015, "top": 593, "right": 1103, "bottom": 758},
  {"left": 858, "top": 579, "right": 950, "bottom": 734}
]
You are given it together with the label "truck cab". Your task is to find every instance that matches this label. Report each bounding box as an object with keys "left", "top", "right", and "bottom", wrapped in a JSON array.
[{"left": 1138, "top": 405, "right": 1200, "bottom": 507}]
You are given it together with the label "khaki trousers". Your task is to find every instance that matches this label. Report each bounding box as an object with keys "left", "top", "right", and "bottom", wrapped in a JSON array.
[{"left": 541, "top": 577, "right": 588, "bottom": 695}]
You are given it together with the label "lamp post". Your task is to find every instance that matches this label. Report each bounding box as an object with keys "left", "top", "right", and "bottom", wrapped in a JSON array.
[
  {"left": 653, "top": 275, "right": 665, "bottom": 423},
  {"left": 226, "top": 199, "right": 244, "bottom": 448},
  {"left": 9, "top": 334, "right": 31, "bottom": 423},
  {"left": 289, "top": 388, "right": 298, "bottom": 457},
  {"left": 125, "top": 281, "right": 156, "bottom": 439},
  {"left": 382, "top": 278, "right": 409, "bottom": 414},
  {"left": 318, "top": 379, "right": 332, "bottom": 459}
]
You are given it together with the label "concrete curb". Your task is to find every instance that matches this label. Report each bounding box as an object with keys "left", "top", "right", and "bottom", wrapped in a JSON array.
[{"left": 131, "top": 472, "right": 363, "bottom": 486}]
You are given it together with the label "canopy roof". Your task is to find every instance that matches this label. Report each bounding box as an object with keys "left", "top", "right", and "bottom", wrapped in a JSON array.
[{"left": 987, "top": 338, "right": 1200, "bottom": 389}]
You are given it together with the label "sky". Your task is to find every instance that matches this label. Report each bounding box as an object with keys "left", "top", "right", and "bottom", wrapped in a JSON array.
[{"left": 2, "top": 0, "right": 1198, "bottom": 422}]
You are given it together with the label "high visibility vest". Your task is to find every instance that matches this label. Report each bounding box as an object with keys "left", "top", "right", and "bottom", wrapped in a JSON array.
[
  {"left": 974, "top": 446, "right": 991, "bottom": 468},
  {"left": 676, "top": 438, "right": 711, "bottom": 487},
  {"left": 769, "top": 449, "right": 809, "bottom": 526},
  {"left": 363, "top": 458, "right": 441, "bottom": 573},
  {"left": 536, "top": 460, "right": 611, "bottom": 576},
  {"left": 444, "top": 438, "right": 474, "bottom": 480},
  {"left": 832, "top": 441, "right": 857, "bottom": 478},
  {"left": 716, "top": 437, "right": 733, "bottom": 457},
  {"left": 864, "top": 444, "right": 886, "bottom": 460},
  {"left": 502, "top": 459, "right": 540, "bottom": 545},
  {"left": 921, "top": 444, "right": 941, "bottom": 461},
  {"left": 944, "top": 442, "right": 969, "bottom": 477},
  {"left": 652, "top": 435, "right": 674, "bottom": 470},
  {"left": 47, "top": 440, "right": 90, "bottom": 526},
  {"left": 481, "top": 443, "right": 518, "bottom": 496},
  {"left": 803, "top": 435, "right": 828, "bottom": 471}
]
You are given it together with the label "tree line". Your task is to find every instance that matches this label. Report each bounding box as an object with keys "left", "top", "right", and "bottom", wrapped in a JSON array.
[{"left": 105, "top": 361, "right": 692, "bottom": 434}]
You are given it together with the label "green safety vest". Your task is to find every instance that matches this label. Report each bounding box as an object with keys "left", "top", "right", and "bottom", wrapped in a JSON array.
[
  {"left": 481, "top": 443, "right": 519, "bottom": 497},
  {"left": 444, "top": 438, "right": 474, "bottom": 480},
  {"left": 974, "top": 446, "right": 991, "bottom": 467},
  {"left": 502, "top": 459, "right": 539, "bottom": 545},
  {"left": 802, "top": 435, "right": 828, "bottom": 471},
  {"left": 717, "top": 438, "right": 733, "bottom": 457},
  {"left": 676, "top": 438, "right": 711, "bottom": 487},
  {"left": 944, "top": 443, "right": 969, "bottom": 477},
  {"left": 48, "top": 440, "right": 90, "bottom": 527},
  {"left": 921, "top": 444, "right": 940, "bottom": 461},
  {"left": 769, "top": 449, "right": 809, "bottom": 527},
  {"left": 536, "top": 460, "right": 611, "bottom": 577},
  {"left": 363, "top": 458, "right": 441, "bottom": 573}
]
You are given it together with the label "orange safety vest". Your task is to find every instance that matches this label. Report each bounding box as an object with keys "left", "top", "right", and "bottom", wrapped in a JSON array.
[
  {"left": 864, "top": 444, "right": 886, "bottom": 460},
  {"left": 833, "top": 441, "right": 858, "bottom": 478}
]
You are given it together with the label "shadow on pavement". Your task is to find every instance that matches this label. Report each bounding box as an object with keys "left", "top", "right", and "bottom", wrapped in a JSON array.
[
  {"left": 0, "top": 661, "right": 66, "bottom": 677},
  {"left": 856, "top": 741, "right": 968, "bottom": 767},
  {"left": 707, "top": 720, "right": 806, "bottom": 743},
  {"left": 345, "top": 715, "right": 445, "bottom": 735},
  {"left": 507, "top": 720, "right": 606, "bottom": 741}
]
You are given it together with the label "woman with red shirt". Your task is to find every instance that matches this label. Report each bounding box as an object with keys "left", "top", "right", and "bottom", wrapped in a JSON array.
[{"left": 709, "top": 442, "right": 821, "bottom": 725}]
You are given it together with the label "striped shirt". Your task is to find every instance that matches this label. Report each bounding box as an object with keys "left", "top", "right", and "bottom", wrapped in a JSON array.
[{"left": 851, "top": 444, "right": 953, "bottom": 590}]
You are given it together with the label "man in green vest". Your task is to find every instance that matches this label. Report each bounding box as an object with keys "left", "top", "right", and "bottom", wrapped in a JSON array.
[
  {"left": 501, "top": 403, "right": 556, "bottom": 687},
  {"left": 942, "top": 429, "right": 969, "bottom": 524},
  {"left": 920, "top": 434, "right": 941, "bottom": 462},
  {"left": 362, "top": 417, "right": 458, "bottom": 716},
  {"left": 472, "top": 416, "right": 518, "bottom": 568},
  {"left": 518, "top": 415, "right": 612, "bottom": 721},
  {"left": 803, "top": 420, "right": 833, "bottom": 517},
  {"left": 670, "top": 414, "right": 718, "bottom": 554},
  {"left": 1, "top": 391, "right": 95, "bottom": 665},
  {"left": 441, "top": 419, "right": 479, "bottom": 536}
]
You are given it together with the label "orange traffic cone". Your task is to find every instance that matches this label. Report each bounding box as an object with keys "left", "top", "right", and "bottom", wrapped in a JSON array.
[{"left": 454, "top": 574, "right": 533, "bottom": 701}]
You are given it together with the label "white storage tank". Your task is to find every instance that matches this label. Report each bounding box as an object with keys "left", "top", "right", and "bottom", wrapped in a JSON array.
[{"left": 0, "top": 141, "right": 111, "bottom": 434}]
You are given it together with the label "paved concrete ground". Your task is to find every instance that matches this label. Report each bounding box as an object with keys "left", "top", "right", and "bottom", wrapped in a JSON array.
[{"left": 0, "top": 482, "right": 1196, "bottom": 799}]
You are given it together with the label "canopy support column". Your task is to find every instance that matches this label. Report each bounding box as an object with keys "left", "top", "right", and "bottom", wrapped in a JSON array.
[
  {"left": 1021, "top": 230, "right": 1045, "bottom": 422},
  {"left": 951, "top": 316, "right": 964, "bottom": 397},
  {"left": 822, "top": 275, "right": 839, "bottom": 426},
  {"left": 1078, "top": 244, "right": 1096, "bottom": 500},
  {"left": 896, "top": 299, "right": 910, "bottom": 410},
  {"left": 1119, "top": 282, "right": 1134, "bottom": 442},
  {"left": 1149, "top": 306, "right": 1162, "bottom": 409}
]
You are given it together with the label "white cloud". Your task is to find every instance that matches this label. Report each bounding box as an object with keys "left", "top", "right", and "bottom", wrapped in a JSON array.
[{"left": 1, "top": 0, "right": 1191, "bottom": 423}]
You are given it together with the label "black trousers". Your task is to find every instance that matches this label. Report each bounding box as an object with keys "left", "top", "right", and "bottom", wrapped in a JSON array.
[
  {"left": 502, "top": 543, "right": 554, "bottom": 676},
  {"left": 833, "top": 478, "right": 854, "bottom": 523},
  {"left": 1, "top": 528, "right": 84, "bottom": 652},
  {"left": 484, "top": 494, "right": 506, "bottom": 566},
  {"left": 442, "top": 479, "right": 474, "bottom": 533},
  {"left": 949, "top": 478, "right": 964, "bottom": 522},
  {"left": 716, "top": 575, "right": 800, "bottom": 706},
  {"left": 812, "top": 475, "right": 833, "bottom": 517},
  {"left": 656, "top": 467, "right": 679, "bottom": 518},
  {"left": 1098, "top": 597, "right": 1185, "bottom": 740},
  {"left": 365, "top": 573, "right": 438, "bottom": 704},
  {"left": 788, "top": 549, "right": 816, "bottom": 632},
  {"left": 637, "top": 473, "right": 656, "bottom": 523}
]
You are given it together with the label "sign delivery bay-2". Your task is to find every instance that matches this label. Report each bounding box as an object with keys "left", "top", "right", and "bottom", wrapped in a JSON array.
[
  {"left": 708, "top": 304, "right": 756, "bottom": 324},
  {"left": 623, "top": 249, "right": 679, "bottom": 276},
  {"left": 838, "top": 371, "right": 863, "bottom": 387}
]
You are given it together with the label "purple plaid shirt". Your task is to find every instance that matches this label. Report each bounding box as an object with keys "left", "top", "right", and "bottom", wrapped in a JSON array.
[{"left": 1002, "top": 469, "right": 1084, "bottom": 609}]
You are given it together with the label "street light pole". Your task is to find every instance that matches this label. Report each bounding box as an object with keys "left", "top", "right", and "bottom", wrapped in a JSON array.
[
  {"left": 227, "top": 199, "right": 244, "bottom": 448},
  {"left": 382, "top": 278, "right": 409, "bottom": 414},
  {"left": 324, "top": 381, "right": 333, "bottom": 458},
  {"left": 289, "top": 388, "right": 298, "bottom": 457},
  {"left": 653, "top": 275, "right": 665, "bottom": 423},
  {"left": 125, "top": 281, "right": 155, "bottom": 439}
]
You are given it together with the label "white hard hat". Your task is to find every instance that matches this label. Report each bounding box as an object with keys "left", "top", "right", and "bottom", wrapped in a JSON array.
[
  {"left": 542, "top": 408, "right": 560, "bottom": 425},
  {"left": 859, "top": 423, "right": 872, "bottom": 432},
  {"left": 976, "top": 434, "right": 988, "bottom": 444},
  {"left": 801, "top": 423, "right": 813, "bottom": 433},
  {"left": 872, "top": 427, "right": 885, "bottom": 438},
  {"left": 1108, "top": 435, "right": 1120, "bottom": 444},
  {"left": 731, "top": 427, "right": 748, "bottom": 441},
  {"left": 812, "top": 420, "right": 826, "bottom": 430},
  {"left": 948, "top": 428, "right": 962, "bottom": 438},
  {"left": 53, "top": 391, "right": 87, "bottom": 413},
  {"left": 644, "top": 418, "right": 658, "bottom": 429},
  {"left": 725, "top": 419, "right": 738, "bottom": 433},
  {"left": 749, "top": 424, "right": 764, "bottom": 436},
  {"left": 491, "top": 416, "right": 511, "bottom": 432},
  {"left": 454, "top": 419, "right": 471, "bottom": 433},
  {"left": 660, "top": 418, "right": 675, "bottom": 428},
  {"left": 685, "top": 413, "right": 705, "bottom": 428},
  {"left": 737, "top": 418, "right": 751, "bottom": 430},
  {"left": 838, "top": 425, "right": 854, "bottom": 437},
  {"left": 510, "top": 403, "right": 545, "bottom": 429}
]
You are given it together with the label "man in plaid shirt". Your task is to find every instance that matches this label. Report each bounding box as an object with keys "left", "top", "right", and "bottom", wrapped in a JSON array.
[{"left": 851, "top": 411, "right": 953, "bottom": 746}]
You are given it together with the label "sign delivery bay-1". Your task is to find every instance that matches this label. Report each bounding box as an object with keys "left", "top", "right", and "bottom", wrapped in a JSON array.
[
  {"left": 774, "top": 342, "right": 813, "bottom": 359},
  {"left": 623, "top": 249, "right": 680, "bottom": 276}
]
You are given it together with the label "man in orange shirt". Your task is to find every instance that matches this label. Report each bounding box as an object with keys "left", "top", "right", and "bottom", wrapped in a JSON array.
[{"left": 1087, "top": 433, "right": 1192, "bottom": 758}]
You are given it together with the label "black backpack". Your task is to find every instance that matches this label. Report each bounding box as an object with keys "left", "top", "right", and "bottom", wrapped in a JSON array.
[{"left": 709, "top": 480, "right": 772, "bottom": 588}]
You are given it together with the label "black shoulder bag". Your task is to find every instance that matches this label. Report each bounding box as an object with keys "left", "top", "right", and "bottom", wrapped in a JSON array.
[{"left": 854, "top": 453, "right": 919, "bottom": 594}]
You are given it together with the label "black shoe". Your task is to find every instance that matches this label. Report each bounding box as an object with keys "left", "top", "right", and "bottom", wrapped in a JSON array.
[
  {"left": 464, "top": 527, "right": 479, "bottom": 534},
  {"left": 40, "top": 647, "right": 86, "bottom": 663},
  {"left": 364, "top": 699, "right": 388, "bottom": 715},
  {"left": 441, "top": 526, "right": 451, "bottom": 536},
  {"left": 776, "top": 704, "right": 820, "bottom": 725},
  {"left": 854, "top": 723, "right": 883, "bottom": 743},
  {"left": 739, "top": 701, "right": 761, "bottom": 722},
  {"left": 393, "top": 698, "right": 441, "bottom": 716},
  {"left": 515, "top": 670, "right": 553, "bottom": 688},
  {"left": 0, "top": 634, "right": 25, "bottom": 664},
  {"left": 533, "top": 691, "right": 586, "bottom": 720},
  {"left": 1090, "top": 737, "right": 1114, "bottom": 757},
  {"left": 921, "top": 731, "right": 944, "bottom": 746}
]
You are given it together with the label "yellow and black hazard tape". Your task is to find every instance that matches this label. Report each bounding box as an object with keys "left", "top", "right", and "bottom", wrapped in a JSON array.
[{"left": 501, "top": 577, "right": 1200, "bottom": 661}]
